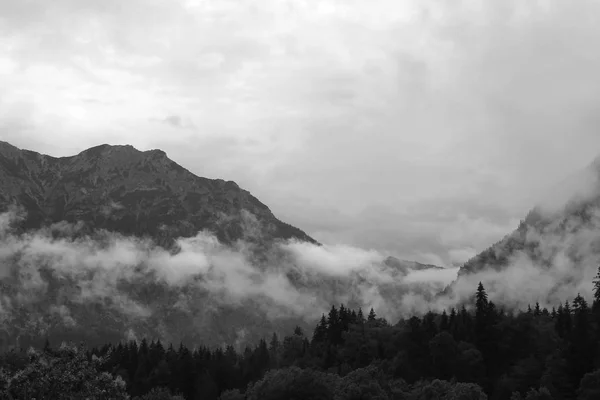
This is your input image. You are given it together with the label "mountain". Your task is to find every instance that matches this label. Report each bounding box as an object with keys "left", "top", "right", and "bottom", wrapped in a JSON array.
[
  {"left": 0, "top": 141, "right": 316, "bottom": 246},
  {"left": 0, "top": 141, "right": 447, "bottom": 352},
  {"left": 383, "top": 256, "right": 443, "bottom": 275},
  {"left": 0, "top": 141, "right": 323, "bottom": 351},
  {"left": 449, "top": 155, "right": 600, "bottom": 306}
]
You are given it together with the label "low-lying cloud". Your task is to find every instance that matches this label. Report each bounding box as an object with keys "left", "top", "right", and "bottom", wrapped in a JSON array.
[
  {"left": 0, "top": 208, "right": 460, "bottom": 343},
  {"left": 4, "top": 185, "right": 600, "bottom": 346},
  {"left": 2, "top": 193, "right": 600, "bottom": 347},
  {"left": 442, "top": 203, "right": 600, "bottom": 312}
]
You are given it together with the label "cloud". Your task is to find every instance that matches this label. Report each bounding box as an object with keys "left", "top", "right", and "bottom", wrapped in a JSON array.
[
  {"left": 158, "top": 114, "right": 196, "bottom": 130},
  {"left": 404, "top": 267, "right": 460, "bottom": 286},
  {"left": 281, "top": 241, "right": 385, "bottom": 278},
  {"left": 442, "top": 204, "right": 600, "bottom": 311},
  {"left": 164, "top": 115, "right": 183, "bottom": 128},
  {"left": 0, "top": 209, "right": 460, "bottom": 338},
  {"left": 3, "top": 0, "right": 600, "bottom": 263},
  {"left": 448, "top": 248, "right": 478, "bottom": 265},
  {"left": 5, "top": 192, "right": 600, "bottom": 341}
]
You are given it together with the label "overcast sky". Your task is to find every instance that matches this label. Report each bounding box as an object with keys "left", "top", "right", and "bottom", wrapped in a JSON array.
[{"left": 2, "top": 0, "right": 600, "bottom": 266}]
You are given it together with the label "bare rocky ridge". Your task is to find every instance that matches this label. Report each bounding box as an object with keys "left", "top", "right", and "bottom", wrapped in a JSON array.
[{"left": 0, "top": 141, "right": 317, "bottom": 246}]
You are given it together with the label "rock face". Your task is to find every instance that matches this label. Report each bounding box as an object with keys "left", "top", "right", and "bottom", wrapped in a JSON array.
[{"left": 0, "top": 141, "right": 316, "bottom": 246}]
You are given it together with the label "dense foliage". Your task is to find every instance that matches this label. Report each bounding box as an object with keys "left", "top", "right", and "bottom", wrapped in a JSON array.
[{"left": 5, "top": 268, "right": 600, "bottom": 399}]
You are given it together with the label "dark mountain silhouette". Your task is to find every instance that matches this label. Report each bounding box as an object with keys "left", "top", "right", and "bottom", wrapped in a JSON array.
[{"left": 0, "top": 141, "right": 316, "bottom": 247}]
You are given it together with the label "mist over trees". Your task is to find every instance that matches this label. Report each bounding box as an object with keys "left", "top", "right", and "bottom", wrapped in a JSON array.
[{"left": 4, "top": 269, "right": 600, "bottom": 399}]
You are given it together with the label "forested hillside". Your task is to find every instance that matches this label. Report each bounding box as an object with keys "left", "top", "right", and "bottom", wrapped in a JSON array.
[{"left": 4, "top": 271, "right": 600, "bottom": 399}]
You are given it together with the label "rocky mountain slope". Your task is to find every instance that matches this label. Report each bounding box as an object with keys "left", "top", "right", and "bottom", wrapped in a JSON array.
[
  {"left": 459, "top": 158, "right": 600, "bottom": 276},
  {"left": 0, "top": 141, "right": 316, "bottom": 246},
  {"left": 448, "top": 155, "right": 600, "bottom": 306}
]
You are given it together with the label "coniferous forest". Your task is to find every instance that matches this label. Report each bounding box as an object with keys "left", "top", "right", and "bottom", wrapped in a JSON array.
[{"left": 5, "top": 271, "right": 600, "bottom": 399}]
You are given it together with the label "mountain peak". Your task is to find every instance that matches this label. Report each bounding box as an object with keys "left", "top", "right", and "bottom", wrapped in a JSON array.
[
  {"left": 0, "top": 140, "right": 22, "bottom": 158},
  {"left": 76, "top": 143, "right": 139, "bottom": 159},
  {"left": 454, "top": 151, "right": 600, "bottom": 292},
  {"left": 0, "top": 140, "right": 17, "bottom": 149},
  {"left": 0, "top": 141, "right": 317, "bottom": 246}
]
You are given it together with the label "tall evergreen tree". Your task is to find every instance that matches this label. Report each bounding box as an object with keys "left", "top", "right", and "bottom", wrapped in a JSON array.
[
  {"left": 368, "top": 308, "right": 377, "bottom": 322},
  {"left": 475, "top": 282, "right": 489, "bottom": 337},
  {"left": 534, "top": 302, "right": 541, "bottom": 317},
  {"left": 570, "top": 293, "right": 594, "bottom": 386},
  {"left": 476, "top": 282, "right": 489, "bottom": 313},
  {"left": 312, "top": 315, "right": 328, "bottom": 343},
  {"left": 327, "top": 305, "right": 342, "bottom": 345},
  {"left": 440, "top": 310, "right": 450, "bottom": 332},
  {"left": 357, "top": 308, "right": 365, "bottom": 324}
]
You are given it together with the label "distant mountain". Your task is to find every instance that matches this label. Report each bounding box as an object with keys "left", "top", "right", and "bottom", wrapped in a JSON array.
[
  {"left": 0, "top": 141, "right": 316, "bottom": 246},
  {"left": 452, "top": 155, "right": 600, "bottom": 301},
  {"left": 383, "top": 256, "right": 443, "bottom": 275}
]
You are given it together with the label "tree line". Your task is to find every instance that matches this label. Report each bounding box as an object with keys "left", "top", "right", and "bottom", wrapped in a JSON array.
[{"left": 5, "top": 269, "right": 600, "bottom": 399}]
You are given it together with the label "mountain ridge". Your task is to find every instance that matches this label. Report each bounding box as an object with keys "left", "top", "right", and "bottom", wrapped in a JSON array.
[
  {"left": 445, "top": 153, "right": 600, "bottom": 308},
  {"left": 457, "top": 156, "right": 600, "bottom": 277},
  {"left": 0, "top": 141, "right": 317, "bottom": 247}
]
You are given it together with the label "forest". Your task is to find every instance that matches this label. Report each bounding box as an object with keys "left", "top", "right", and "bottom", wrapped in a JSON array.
[{"left": 4, "top": 270, "right": 600, "bottom": 400}]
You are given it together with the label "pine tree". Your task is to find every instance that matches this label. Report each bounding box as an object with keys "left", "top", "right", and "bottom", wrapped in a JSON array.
[
  {"left": 140, "top": 338, "right": 149, "bottom": 355},
  {"left": 422, "top": 312, "right": 438, "bottom": 341},
  {"left": 476, "top": 282, "right": 489, "bottom": 312},
  {"left": 328, "top": 305, "right": 342, "bottom": 345},
  {"left": 440, "top": 310, "right": 450, "bottom": 331},
  {"left": 256, "top": 339, "right": 270, "bottom": 372},
  {"left": 368, "top": 308, "right": 377, "bottom": 322},
  {"left": 357, "top": 308, "right": 365, "bottom": 324},
  {"left": 449, "top": 308, "right": 457, "bottom": 329},
  {"left": 475, "top": 282, "right": 489, "bottom": 330},
  {"left": 542, "top": 307, "right": 550, "bottom": 317},
  {"left": 573, "top": 294, "right": 589, "bottom": 313},
  {"left": 312, "top": 314, "right": 328, "bottom": 343},
  {"left": 339, "top": 304, "right": 350, "bottom": 331},
  {"left": 269, "top": 333, "right": 280, "bottom": 353},
  {"left": 268, "top": 333, "right": 281, "bottom": 368},
  {"left": 487, "top": 301, "right": 498, "bottom": 323},
  {"left": 570, "top": 293, "right": 594, "bottom": 389},
  {"left": 555, "top": 304, "right": 565, "bottom": 338},
  {"left": 563, "top": 301, "right": 573, "bottom": 337}
]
